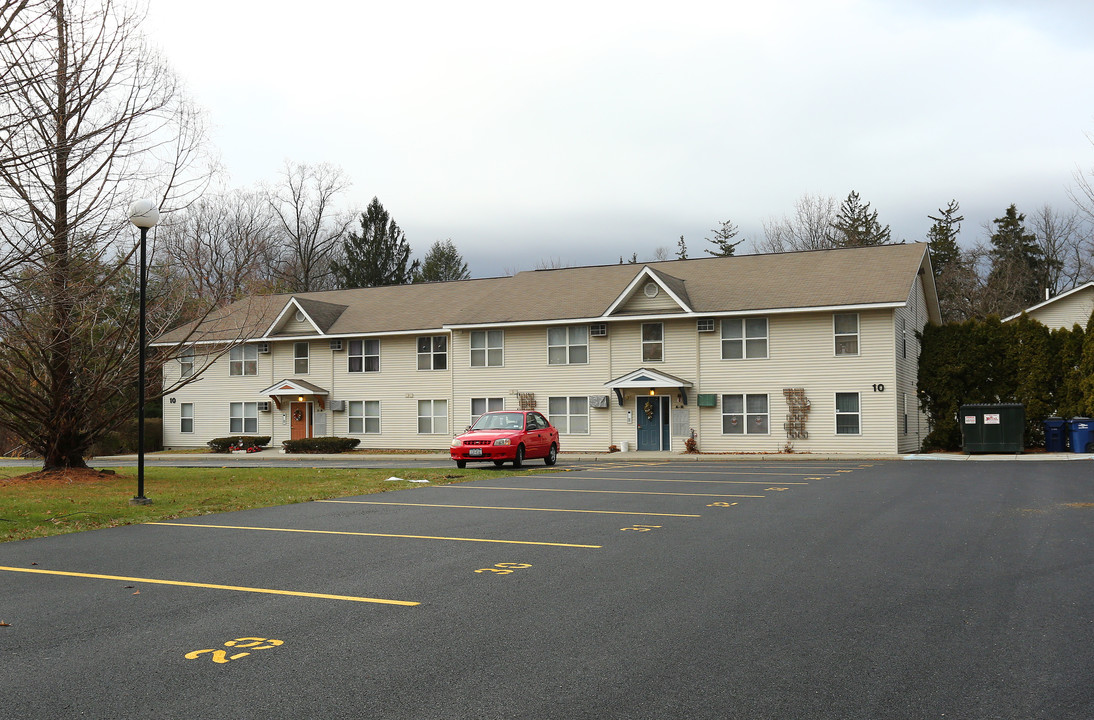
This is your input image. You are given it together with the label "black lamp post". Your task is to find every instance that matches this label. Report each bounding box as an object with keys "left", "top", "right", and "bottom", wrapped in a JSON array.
[{"left": 128, "top": 199, "right": 159, "bottom": 506}]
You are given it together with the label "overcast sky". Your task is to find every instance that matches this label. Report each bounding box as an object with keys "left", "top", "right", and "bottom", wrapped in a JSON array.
[{"left": 143, "top": 0, "right": 1094, "bottom": 279}]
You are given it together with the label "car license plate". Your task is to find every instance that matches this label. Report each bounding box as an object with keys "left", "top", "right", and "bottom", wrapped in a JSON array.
[{"left": 469, "top": 448, "right": 482, "bottom": 457}]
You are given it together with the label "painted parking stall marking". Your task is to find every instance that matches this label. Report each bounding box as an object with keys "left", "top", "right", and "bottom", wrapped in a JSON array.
[
  {"left": 0, "top": 565, "right": 419, "bottom": 606},
  {"left": 319, "top": 499, "right": 700, "bottom": 518},
  {"left": 450, "top": 486, "right": 765, "bottom": 499},
  {"left": 146, "top": 522, "right": 601, "bottom": 549}
]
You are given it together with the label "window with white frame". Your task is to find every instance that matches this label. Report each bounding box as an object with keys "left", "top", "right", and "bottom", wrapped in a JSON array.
[
  {"left": 348, "top": 339, "right": 380, "bottom": 372},
  {"left": 229, "top": 344, "right": 257, "bottom": 376},
  {"left": 180, "top": 403, "right": 194, "bottom": 433},
  {"left": 179, "top": 347, "right": 194, "bottom": 378},
  {"left": 721, "top": 318, "right": 768, "bottom": 359},
  {"left": 641, "top": 323, "right": 663, "bottom": 362},
  {"left": 836, "top": 392, "right": 860, "bottom": 434},
  {"left": 470, "top": 330, "right": 503, "bottom": 367},
  {"left": 348, "top": 400, "right": 380, "bottom": 434},
  {"left": 547, "top": 326, "right": 588, "bottom": 365},
  {"left": 417, "top": 336, "right": 447, "bottom": 370},
  {"left": 471, "top": 397, "right": 504, "bottom": 425},
  {"left": 834, "top": 313, "right": 859, "bottom": 356},
  {"left": 548, "top": 396, "right": 589, "bottom": 434},
  {"left": 229, "top": 402, "right": 258, "bottom": 434},
  {"left": 417, "top": 399, "right": 447, "bottom": 434},
  {"left": 294, "top": 342, "right": 310, "bottom": 374},
  {"left": 721, "top": 394, "right": 769, "bottom": 434}
]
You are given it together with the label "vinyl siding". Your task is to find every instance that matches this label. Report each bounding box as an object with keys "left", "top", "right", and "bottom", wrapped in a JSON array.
[
  {"left": 1026, "top": 286, "right": 1094, "bottom": 330},
  {"left": 894, "top": 276, "right": 929, "bottom": 453}
]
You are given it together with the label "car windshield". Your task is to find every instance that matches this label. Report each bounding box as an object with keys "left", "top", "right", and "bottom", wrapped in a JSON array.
[{"left": 471, "top": 412, "right": 525, "bottom": 431}]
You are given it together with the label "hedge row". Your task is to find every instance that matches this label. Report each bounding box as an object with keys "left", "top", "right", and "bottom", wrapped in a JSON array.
[
  {"left": 918, "top": 313, "right": 1094, "bottom": 450},
  {"left": 281, "top": 437, "right": 361, "bottom": 454},
  {"left": 207, "top": 436, "right": 271, "bottom": 453}
]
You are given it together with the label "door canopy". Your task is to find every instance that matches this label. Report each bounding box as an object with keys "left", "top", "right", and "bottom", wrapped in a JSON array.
[
  {"left": 260, "top": 378, "right": 330, "bottom": 410},
  {"left": 605, "top": 368, "right": 693, "bottom": 407}
]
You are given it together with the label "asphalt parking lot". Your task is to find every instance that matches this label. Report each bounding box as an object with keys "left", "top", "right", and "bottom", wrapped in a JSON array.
[{"left": 1, "top": 459, "right": 1092, "bottom": 719}]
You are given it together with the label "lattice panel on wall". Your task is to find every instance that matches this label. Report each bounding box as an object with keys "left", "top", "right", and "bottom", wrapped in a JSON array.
[
  {"left": 783, "top": 388, "right": 811, "bottom": 440},
  {"left": 518, "top": 392, "right": 536, "bottom": 410}
]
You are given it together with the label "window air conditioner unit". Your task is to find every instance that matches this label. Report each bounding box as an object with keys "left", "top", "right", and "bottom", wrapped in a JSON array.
[
  {"left": 329, "top": 339, "right": 343, "bottom": 351},
  {"left": 257, "top": 401, "right": 271, "bottom": 412},
  {"left": 697, "top": 319, "right": 715, "bottom": 333},
  {"left": 590, "top": 323, "right": 608, "bottom": 337},
  {"left": 255, "top": 342, "right": 271, "bottom": 353},
  {"left": 329, "top": 400, "right": 345, "bottom": 412}
]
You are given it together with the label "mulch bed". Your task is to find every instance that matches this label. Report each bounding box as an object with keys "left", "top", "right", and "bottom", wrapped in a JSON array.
[{"left": 1, "top": 468, "right": 118, "bottom": 487}]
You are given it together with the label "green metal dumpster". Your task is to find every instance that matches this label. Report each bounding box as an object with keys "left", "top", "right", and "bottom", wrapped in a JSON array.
[{"left": 959, "top": 404, "right": 1025, "bottom": 453}]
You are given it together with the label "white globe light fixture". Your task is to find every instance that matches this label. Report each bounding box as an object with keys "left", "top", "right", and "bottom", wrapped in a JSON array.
[{"left": 128, "top": 199, "right": 159, "bottom": 505}]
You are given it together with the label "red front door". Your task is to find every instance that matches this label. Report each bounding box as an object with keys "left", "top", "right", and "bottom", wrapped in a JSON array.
[{"left": 290, "top": 402, "right": 311, "bottom": 440}]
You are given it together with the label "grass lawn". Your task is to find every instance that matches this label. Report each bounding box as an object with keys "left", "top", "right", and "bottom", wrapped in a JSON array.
[{"left": 0, "top": 465, "right": 558, "bottom": 543}]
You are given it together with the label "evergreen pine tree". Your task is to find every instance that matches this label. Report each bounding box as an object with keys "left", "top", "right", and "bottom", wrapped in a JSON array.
[
  {"left": 830, "top": 191, "right": 891, "bottom": 247},
  {"left": 926, "top": 200, "right": 963, "bottom": 275},
  {"left": 986, "top": 204, "right": 1051, "bottom": 315},
  {"left": 414, "top": 239, "right": 471, "bottom": 283},
  {"left": 704, "top": 220, "right": 744, "bottom": 256},
  {"left": 332, "top": 197, "right": 419, "bottom": 288}
]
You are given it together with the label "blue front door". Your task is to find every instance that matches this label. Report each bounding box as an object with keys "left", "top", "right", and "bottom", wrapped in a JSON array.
[{"left": 636, "top": 396, "right": 669, "bottom": 450}]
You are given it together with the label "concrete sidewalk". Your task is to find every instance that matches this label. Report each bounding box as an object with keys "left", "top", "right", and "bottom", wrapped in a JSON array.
[{"left": 79, "top": 449, "right": 1094, "bottom": 463}]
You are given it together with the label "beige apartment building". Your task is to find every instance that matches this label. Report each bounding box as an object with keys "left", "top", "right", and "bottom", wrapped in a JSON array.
[{"left": 156, "top": 243, "right": 940, "bottom": 455}]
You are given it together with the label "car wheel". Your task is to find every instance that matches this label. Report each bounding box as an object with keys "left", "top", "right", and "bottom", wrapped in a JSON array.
[
  {"left": 493, "top": 460, "right": 505, "bottom": 467},
  {"left": 513, "top": 445, "right": 525, "bottom": 468},
  {"left": 545, "top": 443, "right": 557, "bottom": 466},
  {"left": 456, "top": 460, "right": 466, "bottom": 469}
]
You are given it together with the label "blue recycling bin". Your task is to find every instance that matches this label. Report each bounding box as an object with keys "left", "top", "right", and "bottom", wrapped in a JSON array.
[
  {"left": 1043, "top": 417, "right": 1069, "bottom": 452},
  {"left": 1068, "top": 418, "right": 1094, "bottom": 454}
]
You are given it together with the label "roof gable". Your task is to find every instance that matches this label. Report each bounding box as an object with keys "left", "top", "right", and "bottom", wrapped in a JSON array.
[
  {"left": 266, "top": 297, "right": 348, "bottom": 336},
  {"left": 605, "top": 266, "right": 694, "bottom": 316}
]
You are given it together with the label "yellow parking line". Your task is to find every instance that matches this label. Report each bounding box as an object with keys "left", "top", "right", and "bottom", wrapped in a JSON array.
[
  {"left": 0, "top": 565, "right": 417, "bottom": 606},
  {"left": 572, "top": 476, "right": 809, "bottom": 485},
  {"left": 146, "top": 522, "right": 600, "bottom": 549},
  {"left": 450, "top": 486, "right": 764, "bottom": 498},
  {"left": 318, "top": 499, "right": 700, "bottom": 517}
]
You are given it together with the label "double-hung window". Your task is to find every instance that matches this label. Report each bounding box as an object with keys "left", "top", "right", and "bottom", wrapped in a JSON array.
[
  {"left": 417, "top": 336, "right": 447, "bottom": 370},
  {"left": 834, "top": 313, "right": 859, "bottom": 356},
  {"left": 229, "top": 345, "right": 257, "bottom": 376},
  {"left": 417, "top": 399, "right": 447, "bottom": 434},
  {"left": 547, "top": 326, "right": 588, "bottom": 365},
  {"left": 180, "top": 403, "right": 194, "bottom": 433},
  {"left": 294, "top": 342, "right": 310, "bottom": 374},
  {"left": 179, "top": 347, "right": 194, "bottom": 378},
  {"left": 348, "top": 400, "right": 380, "bottom": 434},
  {"left": 470, "top": 330, "right": 503, "bottom": 367},
  {"left": 721, "top": 394, "right": 769, "bottom": 434},
  {"left": 229, "top": 402, "right": 258, "bottom": 434},
  {"left": 721, "top": 318, "right": 768, "bottom": 359},
  {"left": 548, "top": 396, "right": 589, "bottom": 434},
  {"left": 348, "top": 339, "right": 380, "bottom": 372},
  {"left": 641, "top": 323, "right": 663, "bottom": 362},
  {"left": 471, "top": 397, "right": 504, "bottom": 425},
  {"left": 836, "top": 392, "right": 861, "bottom": 434}
]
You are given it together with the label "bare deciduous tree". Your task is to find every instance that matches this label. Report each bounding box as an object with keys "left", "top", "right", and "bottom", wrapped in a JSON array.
[
  {"left": 157, "top": 188, "right": 279, "bottom": 307},
  {"left": 1030, "top": 204, "right": 1092, "bottom": 294},
  {"left": 0, "top": 0, "right": 213, "bottom": 469},
  {"left": 756, "top": 193, "right": 839, "bottom": 253},
  {"left": 265, "top": 161, "right": 353, "bottom": 292}
]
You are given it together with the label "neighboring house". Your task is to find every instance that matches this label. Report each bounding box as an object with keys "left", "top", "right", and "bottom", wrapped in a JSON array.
[
  {"left": 1003, "top": 281, "right": 1094, "bottom": 330},
  {"left": 155, "top": 243, "right": 940, "bottom": 455}
]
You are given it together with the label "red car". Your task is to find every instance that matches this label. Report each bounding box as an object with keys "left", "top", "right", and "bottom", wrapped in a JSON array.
[{"left": 450, "top": 410, "right": 560, "bottom": 468}]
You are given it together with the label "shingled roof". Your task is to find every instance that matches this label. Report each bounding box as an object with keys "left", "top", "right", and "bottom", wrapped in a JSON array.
[{"left": 154, "top": 243, "right": 938, "bottom": 345}]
